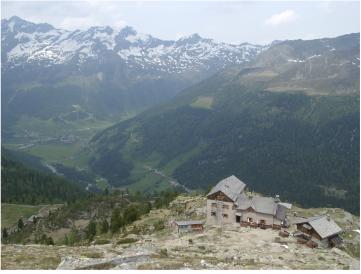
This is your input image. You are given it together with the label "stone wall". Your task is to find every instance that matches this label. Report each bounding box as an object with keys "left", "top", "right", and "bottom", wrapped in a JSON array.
[{"left": 206, "top": 199, "right": 236, "bottom": 225}]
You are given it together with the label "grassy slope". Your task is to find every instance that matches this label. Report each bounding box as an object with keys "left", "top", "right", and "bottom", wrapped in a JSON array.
[{"left": 1, "top": 204, "right": 45, "bottom": 228}]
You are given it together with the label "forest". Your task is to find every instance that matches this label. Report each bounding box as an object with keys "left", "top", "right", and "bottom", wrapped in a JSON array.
[{"left": 1, "top": 156, "right": 86, "bottom": 204}]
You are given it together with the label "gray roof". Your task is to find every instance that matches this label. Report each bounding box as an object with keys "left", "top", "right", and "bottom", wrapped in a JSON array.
[
  {"left": 207, "top": 175, "right": 246, "bottom": 201},
  {"left": 253, "top": 197, "right": 278, "bottom": 215},
  {"left": 236, "top": 194, "right": 252, "bottom": 210},
  {"left": 278, "top": 202, "right": 292, "bottom": 209},
  {"left": 237, "top": 196, "right": 277, "bottom": 215},
  {"left": 293, "top": 215, "right": 342, "bottom": 239},
  {"left": 236, "top": 196, "right": 290, "bottom": 220},
  {"left": 174, "top": 220, "right": 203, "bottom": 226}
]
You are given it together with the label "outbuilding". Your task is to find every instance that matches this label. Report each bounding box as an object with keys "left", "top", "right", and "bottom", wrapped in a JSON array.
[
  {"left": 293, "top": 215, "right": 343, "bottom": 247},
  {"left": 173, "top": 220, "right": 204, "bottom": 233}
]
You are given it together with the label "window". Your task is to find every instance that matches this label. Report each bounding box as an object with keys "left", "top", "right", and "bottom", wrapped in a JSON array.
[
  {"left": 247, "top": 217, "right": 253, "bottom": 223},
  {"left": 222, "top": 213, "right": 228, "bottom": 218},
  {"left": 211, "top": 212, "right": 216, "bottom": 216},
  {"left": 222, "top": 204, "right": 229, "bottom": 209},
  {"left": 211, "top": 203, "right": 217, "bottom": 208}
]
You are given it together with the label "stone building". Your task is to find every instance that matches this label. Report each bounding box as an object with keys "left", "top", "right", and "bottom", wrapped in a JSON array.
[{"left": 206, "top": 175, "right": 291, "bottom": 228}]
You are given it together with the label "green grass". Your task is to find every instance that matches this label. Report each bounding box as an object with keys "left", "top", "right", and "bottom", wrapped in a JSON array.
[
  {"left": 127, "top": 169, "right": 171, "bottom": 193},
  {"left": 4, "top": 115, "right": 118, "bottom": 170},
  {"left": 25, "top": 143, "right": 82, "bottom": 166},
  {"left": 162, "top": 146, "right": 206, "bottom": 176},
  {"left": 95, "top": 177, "right": 110, "bottom": 191},
  {"left": 190, "top": 96, "right": 214, "bottom": 109},
  {"left": 1, "top": 204, "right": 45, "bottom": 229}
]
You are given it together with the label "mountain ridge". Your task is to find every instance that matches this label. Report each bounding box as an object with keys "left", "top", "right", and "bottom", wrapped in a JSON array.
[{"left": 2, "top": 16, "right": 264, "bottom": 73}]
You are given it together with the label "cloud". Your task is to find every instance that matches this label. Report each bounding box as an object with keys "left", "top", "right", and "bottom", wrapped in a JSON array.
[
  {"left": 60, "top": 17, "right": 100, "bottom": 30},
  {"left": 265, "top": 9, "right": 298, "bottom": 26}
]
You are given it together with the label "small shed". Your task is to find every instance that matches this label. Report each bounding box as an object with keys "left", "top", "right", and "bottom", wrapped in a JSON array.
[
  {"left": 293, "top": 215, "right": 343, "bottom": 247},
  {"left": 173, "top": 220, "right": 204, "bottom": 233}
]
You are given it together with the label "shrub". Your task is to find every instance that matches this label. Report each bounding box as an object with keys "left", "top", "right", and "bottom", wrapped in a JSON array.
[
  {"left": 117, "top": 238, "right": 138, "bottom": 245},
  {"left": 94, "top": 239, "right": 111, "bottom": 245},
  {"left": 154, "top": 220, "right": 165, "bottom": 231},
  {"left": 159, "top": 248, "right": 168, "bottom": 257}
]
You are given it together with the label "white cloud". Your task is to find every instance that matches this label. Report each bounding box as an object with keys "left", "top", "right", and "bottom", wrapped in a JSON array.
[
  {"left": 114, "top": 19, "right": 127, "bottom": 29},
  {"left": 60, "top": 17, "right": 100, "bottom": 30},
  {"left": 265, "top": 9, "right": 298, "bottom": 26}
]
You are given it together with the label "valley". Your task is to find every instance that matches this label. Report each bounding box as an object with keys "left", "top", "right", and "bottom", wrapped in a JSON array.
[
  {"left": 1, "top": 16, "right": 359, "bottom": 224},
  {"left": 1, "top": 3, "right": 360, "bottom": 271}
]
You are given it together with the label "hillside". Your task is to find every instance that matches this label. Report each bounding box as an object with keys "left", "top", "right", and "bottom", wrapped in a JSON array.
[
  {"left": 88, "top": 33, "right": 360, "bottom": 214},
  {"left": 1, "top": 156, "right": 86, "bottom": 205},
  {"left": 1, "top": 194, "right": 359, "bottom": 270}
]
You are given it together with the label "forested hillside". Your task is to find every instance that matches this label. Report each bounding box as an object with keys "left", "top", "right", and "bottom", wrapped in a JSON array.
[
  {"left": 88, "top": 34, "right": 360, "bottom": 214},
  {"left": 1, "top": 157, "right": 85, "bottom": 204}
]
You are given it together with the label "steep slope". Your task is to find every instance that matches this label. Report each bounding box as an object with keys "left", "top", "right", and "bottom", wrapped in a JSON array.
[
  {"left": 88, "top": 33, "right": 360, "bottom": 214},
  {"left": 1, "top": 156, "right": 86, "bottom": 204}
]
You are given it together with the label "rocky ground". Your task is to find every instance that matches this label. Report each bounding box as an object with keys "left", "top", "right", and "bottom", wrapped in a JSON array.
[{"left": 1, "top": 195, "right": 360, "bottom": 270}]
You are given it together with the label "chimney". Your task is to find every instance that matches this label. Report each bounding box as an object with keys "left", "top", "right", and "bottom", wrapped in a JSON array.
[
  {"left": 275, "top": 194, "right": 280, "bottom": 203},
  {"left": 326, "top": 214, "right": 331, "bottom": 221}
]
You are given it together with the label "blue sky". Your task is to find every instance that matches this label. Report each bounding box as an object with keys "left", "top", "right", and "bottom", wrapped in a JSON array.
[{"left": 1, "top": 1, "right": 360, "bottom": 44}]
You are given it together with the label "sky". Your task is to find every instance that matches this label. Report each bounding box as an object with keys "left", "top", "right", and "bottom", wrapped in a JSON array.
[{"left": 1, "top": 0, "right": 360, "bottom": 45}]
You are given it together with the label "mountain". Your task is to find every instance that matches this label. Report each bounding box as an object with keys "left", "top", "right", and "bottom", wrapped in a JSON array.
[
  {"left": 88, "top": 33, "right": 360, "bottom": 214},
  {"left": 1, "top": 16, "right": 264, "bottom": 135}
]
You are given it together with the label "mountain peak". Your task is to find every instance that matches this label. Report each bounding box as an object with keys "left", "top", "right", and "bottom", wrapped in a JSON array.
[
  {"left": 119, "top": 25, "right": 137, "bottom": 36},
  {"left": 3, "top": 15, "right": 54, "bottom": 33},
  {"left": 177, "top": 33, "right": 202, "bottom": 44}
]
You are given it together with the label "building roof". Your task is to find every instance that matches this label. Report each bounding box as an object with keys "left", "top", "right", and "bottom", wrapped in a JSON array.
[
  {"left": 252, "top": 197, "right": 278, "bottom": 215},
  {"left": 174, "top": 220, "right": 204, "bottom": 226},
  {"left": 236, "top": 195, "right": 291, "bottom": 220},
  {"left": 207, "top": 175, "right": 246, "bottom": 201},
  {"left": 278, "top": 202, "right": 292, "bottom": 209},
  {"left": 237, "top": 196, "right": 277, "bottom": 214},
  {"left": 293, "top": 215, "right": 342, "bottom": 239}
]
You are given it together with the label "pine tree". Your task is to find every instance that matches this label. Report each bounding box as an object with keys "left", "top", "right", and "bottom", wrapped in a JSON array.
[
  {"left": 63, "top": 234, "right": 69, "bottom": 246},
  {"left": 101, "top": 219, "right": 109, "bottom": 234},
  {"left": 104, "top": 187, "right": 109, "bottom": 196},
  {"left": 2, "top": 228, "right": 8, "bottom": 240},
  {"left": 68, "top": 227, "right": 80, "bottom": 246},
  {"left": 86, "top": 220, "right": 97, "bottom": 241},
  {"left": 123, "top": 205, "right": 140, "bottom": 224},
  {"left": 110, "top": 208, "right": 123, "bottom": 233},
  {"left": 46, "top": 236, "right": 54, "bottom": 245},
  {"left": 17, "top": 218, "right": 24, "bottom": 230}
]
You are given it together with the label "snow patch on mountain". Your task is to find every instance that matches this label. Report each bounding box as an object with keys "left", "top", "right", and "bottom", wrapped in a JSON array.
[{"left": 2, "top": 16, "right": 265, "bottom": 73}]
